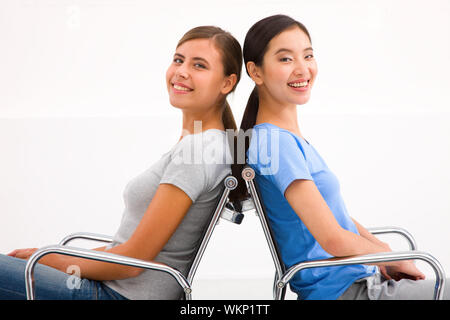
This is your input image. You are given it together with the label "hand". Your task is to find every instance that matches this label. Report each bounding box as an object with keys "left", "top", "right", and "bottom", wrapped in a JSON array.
[
  {"left": 7, "top": 248, "right": 38, "bottom": 260},
  {"left": 379, "top": 265, "right": 392, "bottom": 280},
  {"left": 381, "top": 260, "right": 426, "bottom": 281}
]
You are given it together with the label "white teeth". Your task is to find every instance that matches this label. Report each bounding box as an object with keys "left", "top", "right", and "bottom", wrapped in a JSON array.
[
  {"left": 288, "top": 81, "right": 308, "bottom": 88},
  {"left": 173, "top": 84, "right": 191, "bottom": 91}
]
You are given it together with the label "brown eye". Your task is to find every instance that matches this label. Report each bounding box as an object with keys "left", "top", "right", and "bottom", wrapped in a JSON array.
[{"left": 194, "top": 63, "right": 207, "bottom": 69}]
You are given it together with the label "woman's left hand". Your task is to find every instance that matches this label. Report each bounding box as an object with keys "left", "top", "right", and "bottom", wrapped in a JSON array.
[
  {"left": 379, "top": 265, "right": 393, "bottom": 280},
  {"left": 7, "top": 248, "right": 38, "bottom": 260},
  {"left": 381, "top": 260, "right": 426, "bottom": 281}
]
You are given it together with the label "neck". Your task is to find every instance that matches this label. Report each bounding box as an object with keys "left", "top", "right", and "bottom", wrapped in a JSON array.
[
  {"left": 180, "top": 106, "right": 224, "bottom": 141},
  {"left": 255, "top": 89, "right": 303, "bottom": 138}
]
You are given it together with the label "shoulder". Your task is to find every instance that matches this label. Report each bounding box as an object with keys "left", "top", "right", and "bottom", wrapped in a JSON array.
[
  {"left": 202, "top": 130, "right": 232, "bottom": 190},
  {"left": 249, "top": 124, "right": 301, "bottom": 159},
  {"left": 172, "top": 129, "right": 230, "bottom": 160},
  {"left": 252, "top": 123, "right": 299, "bottom": 143},
  {"left": 248, "top": 125, "right": 310, "bottom": 179},
  {"left": 168, "top": 129, "right": 231, "bottom": 191}
]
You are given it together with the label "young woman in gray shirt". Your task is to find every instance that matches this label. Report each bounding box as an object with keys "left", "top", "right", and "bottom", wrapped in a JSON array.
[{"left": 1, "top": 26, "right": 242, "bottom": 300}]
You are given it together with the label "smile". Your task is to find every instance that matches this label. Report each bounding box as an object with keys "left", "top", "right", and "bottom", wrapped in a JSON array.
[
  {"left": 172, "top": 82, "right": 193, "bottom": 93},
  {"left": 288, "top": 80, "right": 309, "bottom": 88},
  {"left": 287, "top": 79, "right": 310, "bottom": 92}
]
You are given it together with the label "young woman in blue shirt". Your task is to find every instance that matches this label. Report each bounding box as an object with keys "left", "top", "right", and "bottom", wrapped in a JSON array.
[{"left": 230, "top": 14, "right": 449, "bottom": 300}]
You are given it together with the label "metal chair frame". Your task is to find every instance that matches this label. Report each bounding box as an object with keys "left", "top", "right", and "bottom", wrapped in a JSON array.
[
  {"left": 24, "top": 175, "right": 240, "bottom": 300},
  {"left": 240, "top": 166, "right": 446, "bottom": 300}
]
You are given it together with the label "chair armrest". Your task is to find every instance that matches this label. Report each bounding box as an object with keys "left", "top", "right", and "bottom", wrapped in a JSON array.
[
  {"left": 367, "top": 226, "right": 417, "bottom": 250},
  {"left": 277, "top": 250, "right": 446, "bottom": 300},
  {"left": 24, "top": 245, "right": 192, "bottom": 300},
  {"left": 59, "top": 232, "right": 114, "bottom": 246}
]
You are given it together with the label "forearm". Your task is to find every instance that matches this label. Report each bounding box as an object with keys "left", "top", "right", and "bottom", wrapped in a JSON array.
[
  {"left": 328, "top": 228, "right": 390, "bottom": 258},
  {"left": 351, "top": 217, "right": 392, "bottom": 251},
  {"left": 39, "top": 244, "right": 142, "bottom": 281},
  {"left": 321, "top": 217, "right": 407, "bottom": 269}
]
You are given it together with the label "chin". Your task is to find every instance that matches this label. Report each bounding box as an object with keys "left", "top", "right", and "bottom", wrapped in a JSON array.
[
  {"left": 169, "top": 103, "right": 188, "bottom": 110},
  {"left": 168, "top": 97, "right": 188, "bottom": 110},
  {"left": 287, "top": 97, "right": 310, "bottom": 106},
  {"left": 295, "top": 92, "right": 312, "bottom": 105},
  {"left": 296, "top": 99, "right": 310, "bottom": 106},
  {"left": 168, "top": 101, "right": 185, "bottom": 110}
]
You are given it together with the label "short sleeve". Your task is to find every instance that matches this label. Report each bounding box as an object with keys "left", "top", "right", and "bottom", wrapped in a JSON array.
[
  {"left": 159, "top": 160, "right": 207, "bottom": 202},
  {"left": 248, "top": 128, "right": 313, "bottom": 195},
  {"left": 159, "top": 135, "right": 208, "bottom": 202},
  {"left": 159, "top": 130, "right": 231, "bottom": 202}
]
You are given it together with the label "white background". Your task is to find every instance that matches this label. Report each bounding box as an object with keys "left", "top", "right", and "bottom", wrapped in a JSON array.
[{"left": 1, "top": 0, "right": 449, "bottom": 299}]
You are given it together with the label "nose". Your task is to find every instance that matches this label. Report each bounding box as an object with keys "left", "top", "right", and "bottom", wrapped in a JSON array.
[
  {"left": 293, "top": 59, "right": 309, "bottom": 78},
  {"left": 175, "top": 64, "right": 189, "bottom": 80}
]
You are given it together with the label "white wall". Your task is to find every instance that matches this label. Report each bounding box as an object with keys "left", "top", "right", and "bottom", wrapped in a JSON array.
[{"left": 1, "top": 0, "right": 449, "bottom": 299}]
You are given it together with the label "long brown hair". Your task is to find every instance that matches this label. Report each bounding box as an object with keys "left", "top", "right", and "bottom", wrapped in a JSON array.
[
  {"left": 177, "top": 26, "right": 245, "bottom": 211},
  {"left": 176, "top": 26, "right": 242, "bottom": 132},
  {"left": 228, "top": 15, "right": 312, "bottom": 208}
]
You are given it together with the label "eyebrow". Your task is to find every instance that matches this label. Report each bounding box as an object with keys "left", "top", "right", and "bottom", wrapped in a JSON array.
[
  {"left": 274, "top": 47, "right": 314, "bottom": 55},
  {"left": 174, "top": 53, "right": 210, "bottom": 66}
]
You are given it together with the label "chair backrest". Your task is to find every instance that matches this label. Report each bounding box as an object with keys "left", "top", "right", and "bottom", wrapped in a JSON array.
[
  {"left": 180, "top": 131, "right": 246, "bottom": 299},
  {"left": 182, "top": 175, "right": 241, "bottom": 299},
  {"left": 241, "top": 166, "right": 287, "bottom": 299},
  {"left": 184, "top": 165, "right": 288, "bottom": 300}
]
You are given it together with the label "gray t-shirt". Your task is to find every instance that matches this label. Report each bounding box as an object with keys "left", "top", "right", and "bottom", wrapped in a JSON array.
[{"left": 103, "top": 129, "right": 231, "bottom": 299}]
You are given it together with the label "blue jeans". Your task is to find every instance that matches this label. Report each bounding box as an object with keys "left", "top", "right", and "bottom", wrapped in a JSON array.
[{"left": 0, "top": 254, "right": 128, "bottom": 300}]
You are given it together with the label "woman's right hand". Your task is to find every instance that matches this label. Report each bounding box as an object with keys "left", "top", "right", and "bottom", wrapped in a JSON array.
[{"left": 7, "top": 248, "right": 38, "bottom": 260}]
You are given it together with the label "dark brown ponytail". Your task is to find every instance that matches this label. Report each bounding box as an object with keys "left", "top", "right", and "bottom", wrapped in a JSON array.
[
  {"left": 228, "top": 15, "right": 312, "bottom": 209},
  {"left": 222, "top": 100, "right": 237, "bottom": 131}
]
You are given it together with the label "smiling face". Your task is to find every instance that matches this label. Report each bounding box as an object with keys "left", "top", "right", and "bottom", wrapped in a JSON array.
[
  {"left": 249, "top": 26, "right": 317, "bottom": 107},
  {"left": 166, "top": 38, "right": 233, "bottom": 113}
]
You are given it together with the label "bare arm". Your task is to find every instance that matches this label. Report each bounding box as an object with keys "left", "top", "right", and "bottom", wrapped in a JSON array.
[
  {"left": 284, "top": 179, "right": 425, "bottom": 279},
  {"left": 350, "top": 217, "right": 425, "bottom": 280},
  {"left": 284, "top": 180, "right": 391, "bottom": 257},
  {"left": 351, "top": 217, "right": 391, "bottom": 251},
  {"left": 25, "top": 184, "right": 193, "bottom": 280}
]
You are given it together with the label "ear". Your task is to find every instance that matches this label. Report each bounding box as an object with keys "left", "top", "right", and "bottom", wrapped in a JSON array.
[
  {"left": 246, "top": 61, "right": 263, "bottom": 85},
  {"left": 221, "top": 73, "right": 238, "bottom": 95}
]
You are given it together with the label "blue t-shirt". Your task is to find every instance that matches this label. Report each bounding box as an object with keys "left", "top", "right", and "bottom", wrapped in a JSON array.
[{"left": 247, "top": 123, "right": 376, "bottom": 300}]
